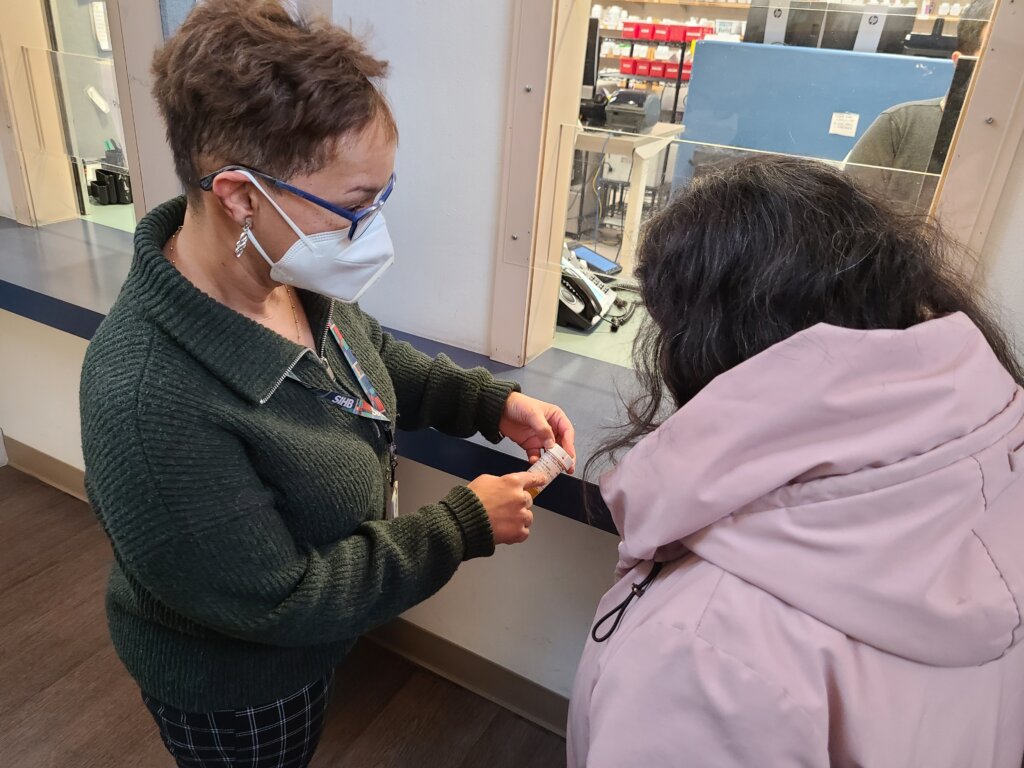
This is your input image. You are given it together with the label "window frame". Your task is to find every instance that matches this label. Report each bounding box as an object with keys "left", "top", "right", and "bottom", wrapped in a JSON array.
[{"left": 490, "top": 0, "right": 1024, "bottom": 366}]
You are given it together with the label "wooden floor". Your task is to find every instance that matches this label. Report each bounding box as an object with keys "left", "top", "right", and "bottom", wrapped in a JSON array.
[{"left": 0, "top": 466, "right": 566, "bottom": 767}]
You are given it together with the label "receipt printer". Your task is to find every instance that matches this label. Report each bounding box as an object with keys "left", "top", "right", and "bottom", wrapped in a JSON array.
[{"left": 606, "top": 89, "right": 662, "bottom": 134}]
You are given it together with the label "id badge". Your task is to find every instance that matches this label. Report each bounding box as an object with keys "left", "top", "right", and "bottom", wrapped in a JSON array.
[{"left": 386, "top": 480, "right": 400, "bottom": 520}]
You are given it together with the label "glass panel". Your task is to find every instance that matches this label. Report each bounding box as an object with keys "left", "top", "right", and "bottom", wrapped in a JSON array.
[
  {"left": 21, "top": 46, "right": 136, "bottom": 233},
  {"left": 549, "top": 124, "right": 939, "bottom": 368},
  {"left": 553, "top": 0, "right": 998, "bottom": 367}
]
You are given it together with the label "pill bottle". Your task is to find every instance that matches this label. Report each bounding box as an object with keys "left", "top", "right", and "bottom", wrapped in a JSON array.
[{"left": 527, "top": 445, "right": 575, "bottom": 497}]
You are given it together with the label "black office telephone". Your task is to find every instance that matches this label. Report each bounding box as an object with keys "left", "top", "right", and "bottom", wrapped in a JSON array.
[{"left": 557, "top": 249, "right": 616, "bottom": 331}]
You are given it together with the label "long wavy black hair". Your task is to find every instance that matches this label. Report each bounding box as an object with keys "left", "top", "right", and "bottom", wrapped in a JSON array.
[{"left": 586, "top": 155, "right": 1022, "bottom": 477}]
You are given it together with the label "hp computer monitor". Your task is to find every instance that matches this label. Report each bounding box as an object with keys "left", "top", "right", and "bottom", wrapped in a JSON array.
[
  {"left": 821, "top": 4, "right": 916, "bottom": 54},
  {"left": 745, "top": 0, "right": 915, "bottom": 54}
]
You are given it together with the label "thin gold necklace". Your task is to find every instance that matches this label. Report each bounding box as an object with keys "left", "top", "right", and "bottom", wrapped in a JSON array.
[{"left": 168, "top": 226, "right": 302, "bottom": 344}]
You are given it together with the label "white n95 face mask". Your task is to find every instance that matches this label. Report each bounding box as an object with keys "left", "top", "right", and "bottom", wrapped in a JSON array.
[{"left": 241, "top": 171, "right": 395, "bottom": 304}]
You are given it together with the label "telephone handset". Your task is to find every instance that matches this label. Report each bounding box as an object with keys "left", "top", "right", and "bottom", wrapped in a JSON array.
[{"left": 557, "top": 248, "right": 616, "bottom": 330}]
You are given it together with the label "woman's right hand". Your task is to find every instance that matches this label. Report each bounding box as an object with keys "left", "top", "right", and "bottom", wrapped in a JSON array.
[{"left": 467, "top": 472, "right": 546, "bottom": 545}]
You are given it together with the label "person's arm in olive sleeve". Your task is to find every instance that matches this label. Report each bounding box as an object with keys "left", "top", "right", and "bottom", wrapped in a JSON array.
[
  {"left": 86, "top": 405, "right": 494, "bottom": 649},
  {"left": 354, "top": 306, "right": 519, "bottom": 443}
]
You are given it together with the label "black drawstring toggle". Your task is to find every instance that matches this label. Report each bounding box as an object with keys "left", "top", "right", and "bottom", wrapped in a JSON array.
[{"left": 591, "top": 561, "right": 665, "bottom": 643}]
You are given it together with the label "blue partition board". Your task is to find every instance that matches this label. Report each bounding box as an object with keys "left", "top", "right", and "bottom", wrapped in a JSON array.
[
  {"left": 674, "top": 41, "right": 954, "bottom": 185},
  {"left": 159, "top": 0, "right": 197, "bottom": 39}
]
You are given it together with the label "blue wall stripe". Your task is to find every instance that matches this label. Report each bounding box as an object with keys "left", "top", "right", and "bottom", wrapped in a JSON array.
[
  {"left": 0, "top": 280, "right": 618, "bottom": 535},
  {"left": 0, "top": 281, "right": 105, "bottom": 340}
]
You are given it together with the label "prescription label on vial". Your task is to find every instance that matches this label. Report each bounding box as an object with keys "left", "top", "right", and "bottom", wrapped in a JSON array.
[
  {"left": 829, "top": 112, "right": 860, "bottom": 138},
  {"left": 527, "top": 445, "right": 574, "bottom": 498}
]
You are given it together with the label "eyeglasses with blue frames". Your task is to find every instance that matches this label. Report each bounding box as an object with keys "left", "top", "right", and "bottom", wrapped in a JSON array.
[{"left": 198, "top": 165, "right": 396, "bottom": 241}]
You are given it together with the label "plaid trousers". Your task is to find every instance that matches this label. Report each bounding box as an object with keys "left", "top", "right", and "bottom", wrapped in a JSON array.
[{"left": 142, "top": 674, "right": 333, "bottom": 768}]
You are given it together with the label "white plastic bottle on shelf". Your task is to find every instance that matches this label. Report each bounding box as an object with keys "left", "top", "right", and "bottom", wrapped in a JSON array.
[
  {"left": 938, "top": 2, "right": 952, "bottom": 14},
  {"left": 950, "top": 2, "right": 963, "bottom": 14},
  {"left": 592, "top": 4, "right": 603, "bottom": 20}
]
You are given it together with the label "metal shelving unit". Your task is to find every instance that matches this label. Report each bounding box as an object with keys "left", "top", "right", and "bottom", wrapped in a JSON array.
[{"left": 599, "top": 30, "right": 694, "bottom": 120}]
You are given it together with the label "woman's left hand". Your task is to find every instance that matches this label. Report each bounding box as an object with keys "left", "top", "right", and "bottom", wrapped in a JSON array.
[{"left": 499, "top": 393, "right": 576, "bottom": 472}]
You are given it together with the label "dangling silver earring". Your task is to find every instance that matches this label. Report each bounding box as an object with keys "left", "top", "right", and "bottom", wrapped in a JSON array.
[{"left": 234, "top": 218, "right": 252, "bottom": 258}]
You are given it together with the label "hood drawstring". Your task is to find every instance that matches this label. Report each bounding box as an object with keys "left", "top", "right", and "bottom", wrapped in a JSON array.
[{"left": 591, "top": 562, "right": 665, "bottom": 643}]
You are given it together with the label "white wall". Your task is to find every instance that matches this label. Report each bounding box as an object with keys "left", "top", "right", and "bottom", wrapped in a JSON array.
[
  {"left": 332, "top": 1, "right": 515, "bottom": 354},
  {"left": 0, "top": 143, "right": 15, "bottom": 220},
  {"left": 398, "top": 461, "right": 618, "bottom": 696},
  {"left": 983, "top": 130, "right": 1024, "bottom": 349},
  {"left": 0, "top": 310, "right": 88, "bottom": 468}
]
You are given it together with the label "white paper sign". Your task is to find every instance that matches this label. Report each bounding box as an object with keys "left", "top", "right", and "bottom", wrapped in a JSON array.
[
  {"left": 829, "top": 112, "right": 860, "bottom": 138},
  {"left": 91, "top": 2, "right": 112, "bottom": 52}
]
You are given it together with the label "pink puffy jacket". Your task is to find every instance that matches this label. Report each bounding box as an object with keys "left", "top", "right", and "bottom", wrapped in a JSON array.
[{"left": 569, "top": 314, "right": 1024, "bottom": 767}]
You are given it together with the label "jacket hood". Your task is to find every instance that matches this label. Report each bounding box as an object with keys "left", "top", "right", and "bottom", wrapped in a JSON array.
[{"left": 602, "top": 313, "right": 1024, "bottom": 666}]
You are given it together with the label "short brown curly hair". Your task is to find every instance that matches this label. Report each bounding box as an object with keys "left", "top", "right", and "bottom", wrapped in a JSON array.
[{"left": 152, "top": 0, "right": 397, "bottom": 200}]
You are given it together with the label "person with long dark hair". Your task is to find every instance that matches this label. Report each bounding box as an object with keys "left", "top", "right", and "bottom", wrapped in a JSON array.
[{"left": 568, "top": 155, "right": 1024, "bottom": 767}]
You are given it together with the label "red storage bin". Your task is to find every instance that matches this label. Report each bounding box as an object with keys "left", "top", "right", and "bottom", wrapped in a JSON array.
[
  {"left": 682, "top": 61, "right": 693, "bottom": 81},
  {"left": 653, "top": 24, "right": 671, "bottom": 42},
  {"left": 665, "top": 62, "right": 680, "bottom": 80},
  {"left": 619, "top": 57, "right": 638, "bottom": 75},
  {"left": 669, "top": 24, "right": 688, "bottom": 42},
  {"left": 685, "top": 25, "right": 714, "bottom": 42},
  {"left": 636, "top": 60, "right": 652, "bottom": 76},
  {"left": 622, "top": 21, "right": 639, "bottom": 39},
  {"left": 650, "top": 61, "right": 667, "bottom": 78},
  {"left": 637, "top": 22, "right": 655, "bottom": 40}
]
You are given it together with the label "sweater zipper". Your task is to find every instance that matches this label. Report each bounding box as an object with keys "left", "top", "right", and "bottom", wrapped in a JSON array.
[
  {"left": 258, "top": 349, "right": 314, "bottom": 405},
  {"left": 259, "top": 300, "right": 339, "bottom": 405},
  {"left": 318, "top": 300, "right": 337, "bottom": 382},
  {"left": 317, "top": 300, "right": 336, "bottom": 358}
]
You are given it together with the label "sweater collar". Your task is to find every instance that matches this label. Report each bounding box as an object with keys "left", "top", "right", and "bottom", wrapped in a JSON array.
[{"left": 127, "top": 196, "right": 335, "bottom": 405}]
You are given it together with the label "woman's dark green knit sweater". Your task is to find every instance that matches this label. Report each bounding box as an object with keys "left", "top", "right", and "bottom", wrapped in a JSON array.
[{"left": 79, "top": 198, "right": 517, "bottom": 712}]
